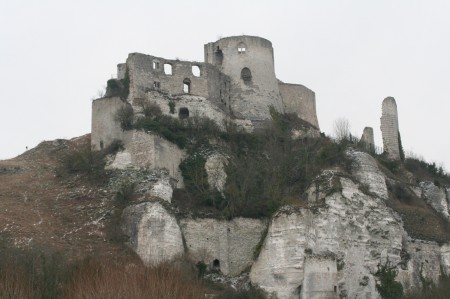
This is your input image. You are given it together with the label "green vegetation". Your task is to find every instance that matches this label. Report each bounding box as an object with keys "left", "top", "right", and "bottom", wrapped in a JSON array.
[
  {"left": 374, "top": 260, "right": 404, "bottom": 299},
  {"left": 60, "top": 139, "right": 123, "bottom": 182},
  {"left": 0, "top": 243, "right": 205, "bottom": 299},
  {"left": 172, "top": 109, "right": 350, "bottom": 219},
  {"left": 115, "top": 105, "right": 134, "bottom": 130},
  {"left": 404, "top": 157, "right": 450, "bottom": 185},
  {"left": 105, "top": 68, "right": 130, "bottom": 100},
  {"left": 398, "top": 131, "right": 405, "bottom": 161},
  {"left": 402, "top": 274, "right": 450, "bottom": 299},
  {"left": 169, "top": 100, "right": 176, "bottom": 114}
]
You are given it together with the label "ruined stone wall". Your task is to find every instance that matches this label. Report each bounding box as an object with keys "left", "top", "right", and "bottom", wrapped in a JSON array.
[
  {"left": 146, "top": 93, "right": 229, "bottom": 130},
  {"left": 361, "top": 127, "right": 375, "bottom": 149},
  {"left": 117, "top": 63, "right": 127, "bottom": 80},
  {"left": 204, "top": 36, "right": 284, "bottom": 121},
  {"left": 126, "top": 53, "right": 210, "bottom": 101},
  {"left": 380, "top": 97, "right": 400, "bottom": 160},
  {"left": 278, "top": 82, "right": 319, "bottom": 129},
  {"left": 180, "top": 218, "right": 267, "bottom": 276},
  {"left": 107, "top": 130, "right": 186, "bottom": 188},
  {"left": 91, "top": 96, "right": 126, "bottom": 150},
  {"left": 302, "top": 256, "right": 339, "bottom": 299},
  {"left": 205, "top": 64, "right": 232, "bottom": 115}
]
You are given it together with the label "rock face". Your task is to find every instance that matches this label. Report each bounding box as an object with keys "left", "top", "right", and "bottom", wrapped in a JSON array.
[
  {"left": 380, "top": 97, "right": 400, "bottom": 160},
  {"left": 250, "top": 176, "right": 450, "bottom": 299},
  {"left": 180, "top": 218, "right": 267, "bottom": 276},
  {"left": 419, "top": 181, "right": 450, "bottom": 221},
  {"left": 205, "top": 153, "right": 228, "bottom": 193},
  {"left": 122, "top": 201, "right": 184, "bottom": 265},
  {"left": 347, "top": 149, "right": 388, "bottom": 199}
]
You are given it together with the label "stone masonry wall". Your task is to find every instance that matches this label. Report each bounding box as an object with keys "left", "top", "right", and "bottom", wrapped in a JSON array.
[
  {"left": 180, "top": 217, "right": 267, "bottom": 276},
  {"left": 204, "top": 36, "right": 285, "bottom": 121},
  {"left": 380, "top": 97, "right": 400, "bottom": 160},
  {"left": 361, "top": 127, "right": 375, "bottom": 149},
  {"left": 127, "top": 53, "right": 210, "bottom": 100},
  {"left": 91, "top": 96, "right": 126, "bottom": 150},
  {"left": 107, "top": 130, "right": 186, "bottom": 188},
  {"left": 278, "top": 82, "right": 319, "bottom": 129}
]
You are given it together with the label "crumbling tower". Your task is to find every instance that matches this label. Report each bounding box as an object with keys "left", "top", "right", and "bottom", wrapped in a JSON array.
[
  {"left": 204, "top": 36, "right": 284, "bottom": 124},
  {"left": 361, "top": 127, "right": 375, "bottom": 150},
  {"left": 380, "top": 97, "right": 400, "bottom": 160}
]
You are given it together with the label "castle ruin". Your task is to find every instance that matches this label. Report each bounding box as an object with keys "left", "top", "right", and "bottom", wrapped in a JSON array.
[
  {"left": 91, "top": 36, "right": 320, "bottom": 151},
  {"left": 380, "top": 96, "right": 401, "bottom": 160}
]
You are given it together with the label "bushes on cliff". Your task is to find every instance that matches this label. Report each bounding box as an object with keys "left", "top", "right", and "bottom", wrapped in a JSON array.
[
  {"left": 375, "top": 260, "right": 403, "bottom": 299},
  {"left": 175, "top": 111, "right": 349, "bottom": 219},
  {"left": 60, "top": 139, "right": 122, "bottom": 182},
  {"left": 404, "top": 157, "right": 450, "bottom": 185},
  {"left": 134, "top": 113, "right": 219, "bottom": 150}
]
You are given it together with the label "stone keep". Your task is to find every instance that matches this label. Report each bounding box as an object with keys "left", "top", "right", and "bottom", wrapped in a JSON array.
[
  {"left": 204, "top": 36, "right": 285, "bottom": 122},
  {"left": 380, "top": 97, "right": 400, "bottom": 160}
]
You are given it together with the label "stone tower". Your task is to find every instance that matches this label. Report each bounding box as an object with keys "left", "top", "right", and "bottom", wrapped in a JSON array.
[
  {"left": 380, "top": 97, "right": 400, "bottom": 160},
  {"left": 361, "top": 127, "right": 375, "bottom": 150},
  {"left": 204, "top": 36, "right": 284, "bottom": 123}
]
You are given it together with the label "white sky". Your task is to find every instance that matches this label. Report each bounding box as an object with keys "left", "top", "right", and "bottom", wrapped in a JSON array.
[{"left": 1, "top": 0, "right": 449, "bottom": 171}]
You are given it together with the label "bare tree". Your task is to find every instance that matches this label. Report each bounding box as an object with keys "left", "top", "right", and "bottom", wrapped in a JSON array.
[{"left": 333, "top": 117, "right": 351, "bottom": 142}]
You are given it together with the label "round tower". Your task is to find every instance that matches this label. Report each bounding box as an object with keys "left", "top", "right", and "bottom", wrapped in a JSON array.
[{"left": 204, "top": 36, "right": 284, "bottom": 122}]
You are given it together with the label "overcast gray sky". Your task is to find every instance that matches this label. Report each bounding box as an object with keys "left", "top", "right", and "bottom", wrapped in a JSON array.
[{"left": 1, "top": 0, "right": 449, "bottom": 171}]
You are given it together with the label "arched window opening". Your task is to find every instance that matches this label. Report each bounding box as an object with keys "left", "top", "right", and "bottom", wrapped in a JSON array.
[
  {"left": 192, "top": 65, "right": 201, "bottom": 77},
  {"left": 100, "top": 141, "right": 104, "bottom": 150},
  {"left": 153, "top": 60, "right": 160, "bottom": 70},
  {"left": 237, "top": 42, "right": 246, "bottom": 54},
  {"left": 241, "top": 67, "right": 252, "bottom": 82},
  {"left": 212, "top": 259, "right": 220, "bottom": 271},
  {"left": 183, "top": 78, "right": 191, "bottom": 93},
  {"left": 179, "top": 107, "right": 189, "bottom": 119},
  {"left": 215, "top": 48, "right": 223, "bottom": 65},
  {"left": 164, "top": 63, "right": 172, "bottom": 75}
]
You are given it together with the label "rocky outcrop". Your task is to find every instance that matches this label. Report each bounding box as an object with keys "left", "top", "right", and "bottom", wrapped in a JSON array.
[
  {"left": 180, "top": 218, "right": 267, "bottom": 276},
  {"left": 122, "top": 201, "right": 184, "bottom": 265},
  {"left": 347, "top": 150, "right": 388, "bottom": 199},
  {"left": 205, "top": 153, "right": 228, "bottom": 193},
  {"left": 250, "top": 175, "right": 450, "bottom": 299},
  {"left": 419, "top": 181, "right": 450, "bottom": 221}
]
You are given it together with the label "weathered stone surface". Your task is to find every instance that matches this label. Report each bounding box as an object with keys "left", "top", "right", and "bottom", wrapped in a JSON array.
[
  {"left": 205, "top": 153, "right": 228, "bottom": 193},
  {"left": 291, "top": 127, "right": 321, "bottom": 139},
  {"left": 205, "top": 36, "right": 285, "bottom": 121},
  {"left": 398, "top": 240, "right": 445, "bottom": 291},
  {"left": 122, "top": 201, "right": 184, "bottom": 265},
  {"left": 419, "top": 181, "right": 450, "bottom": 221},
  {"left": 380, "top": 97, "right": 400, "bottom": 160},
  {"left": 148, "top": 175, "right": 173, "bottom": 202},
  {"left": 347, "top": 149, "right": 388, "bottom": 199},
  {"left": 147, "top": 92, "right": 228, "bottom": 130},
  {"left": 180, "top": 217, "right": 267, "bottom": 276},
  {"left": 251, "top": 177, "right": 414, "bottom": 299},
  {"left": 361, "top": 127, "right": 375, "bottom": 149},
  {"left": 107, "top": 130, "right": 186, "bottom": 188},
  {"left": 441, "top": 244, "right": 450, "bottom": 276},
  {"left": 91, "top": 97, "right": 126, "bottom": 150},
  {"left": 302, "top": 256, "right": 339, "bottom": 299},
  {"left": 279, "top": 82, "right": 320, "bottom": 129}
]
